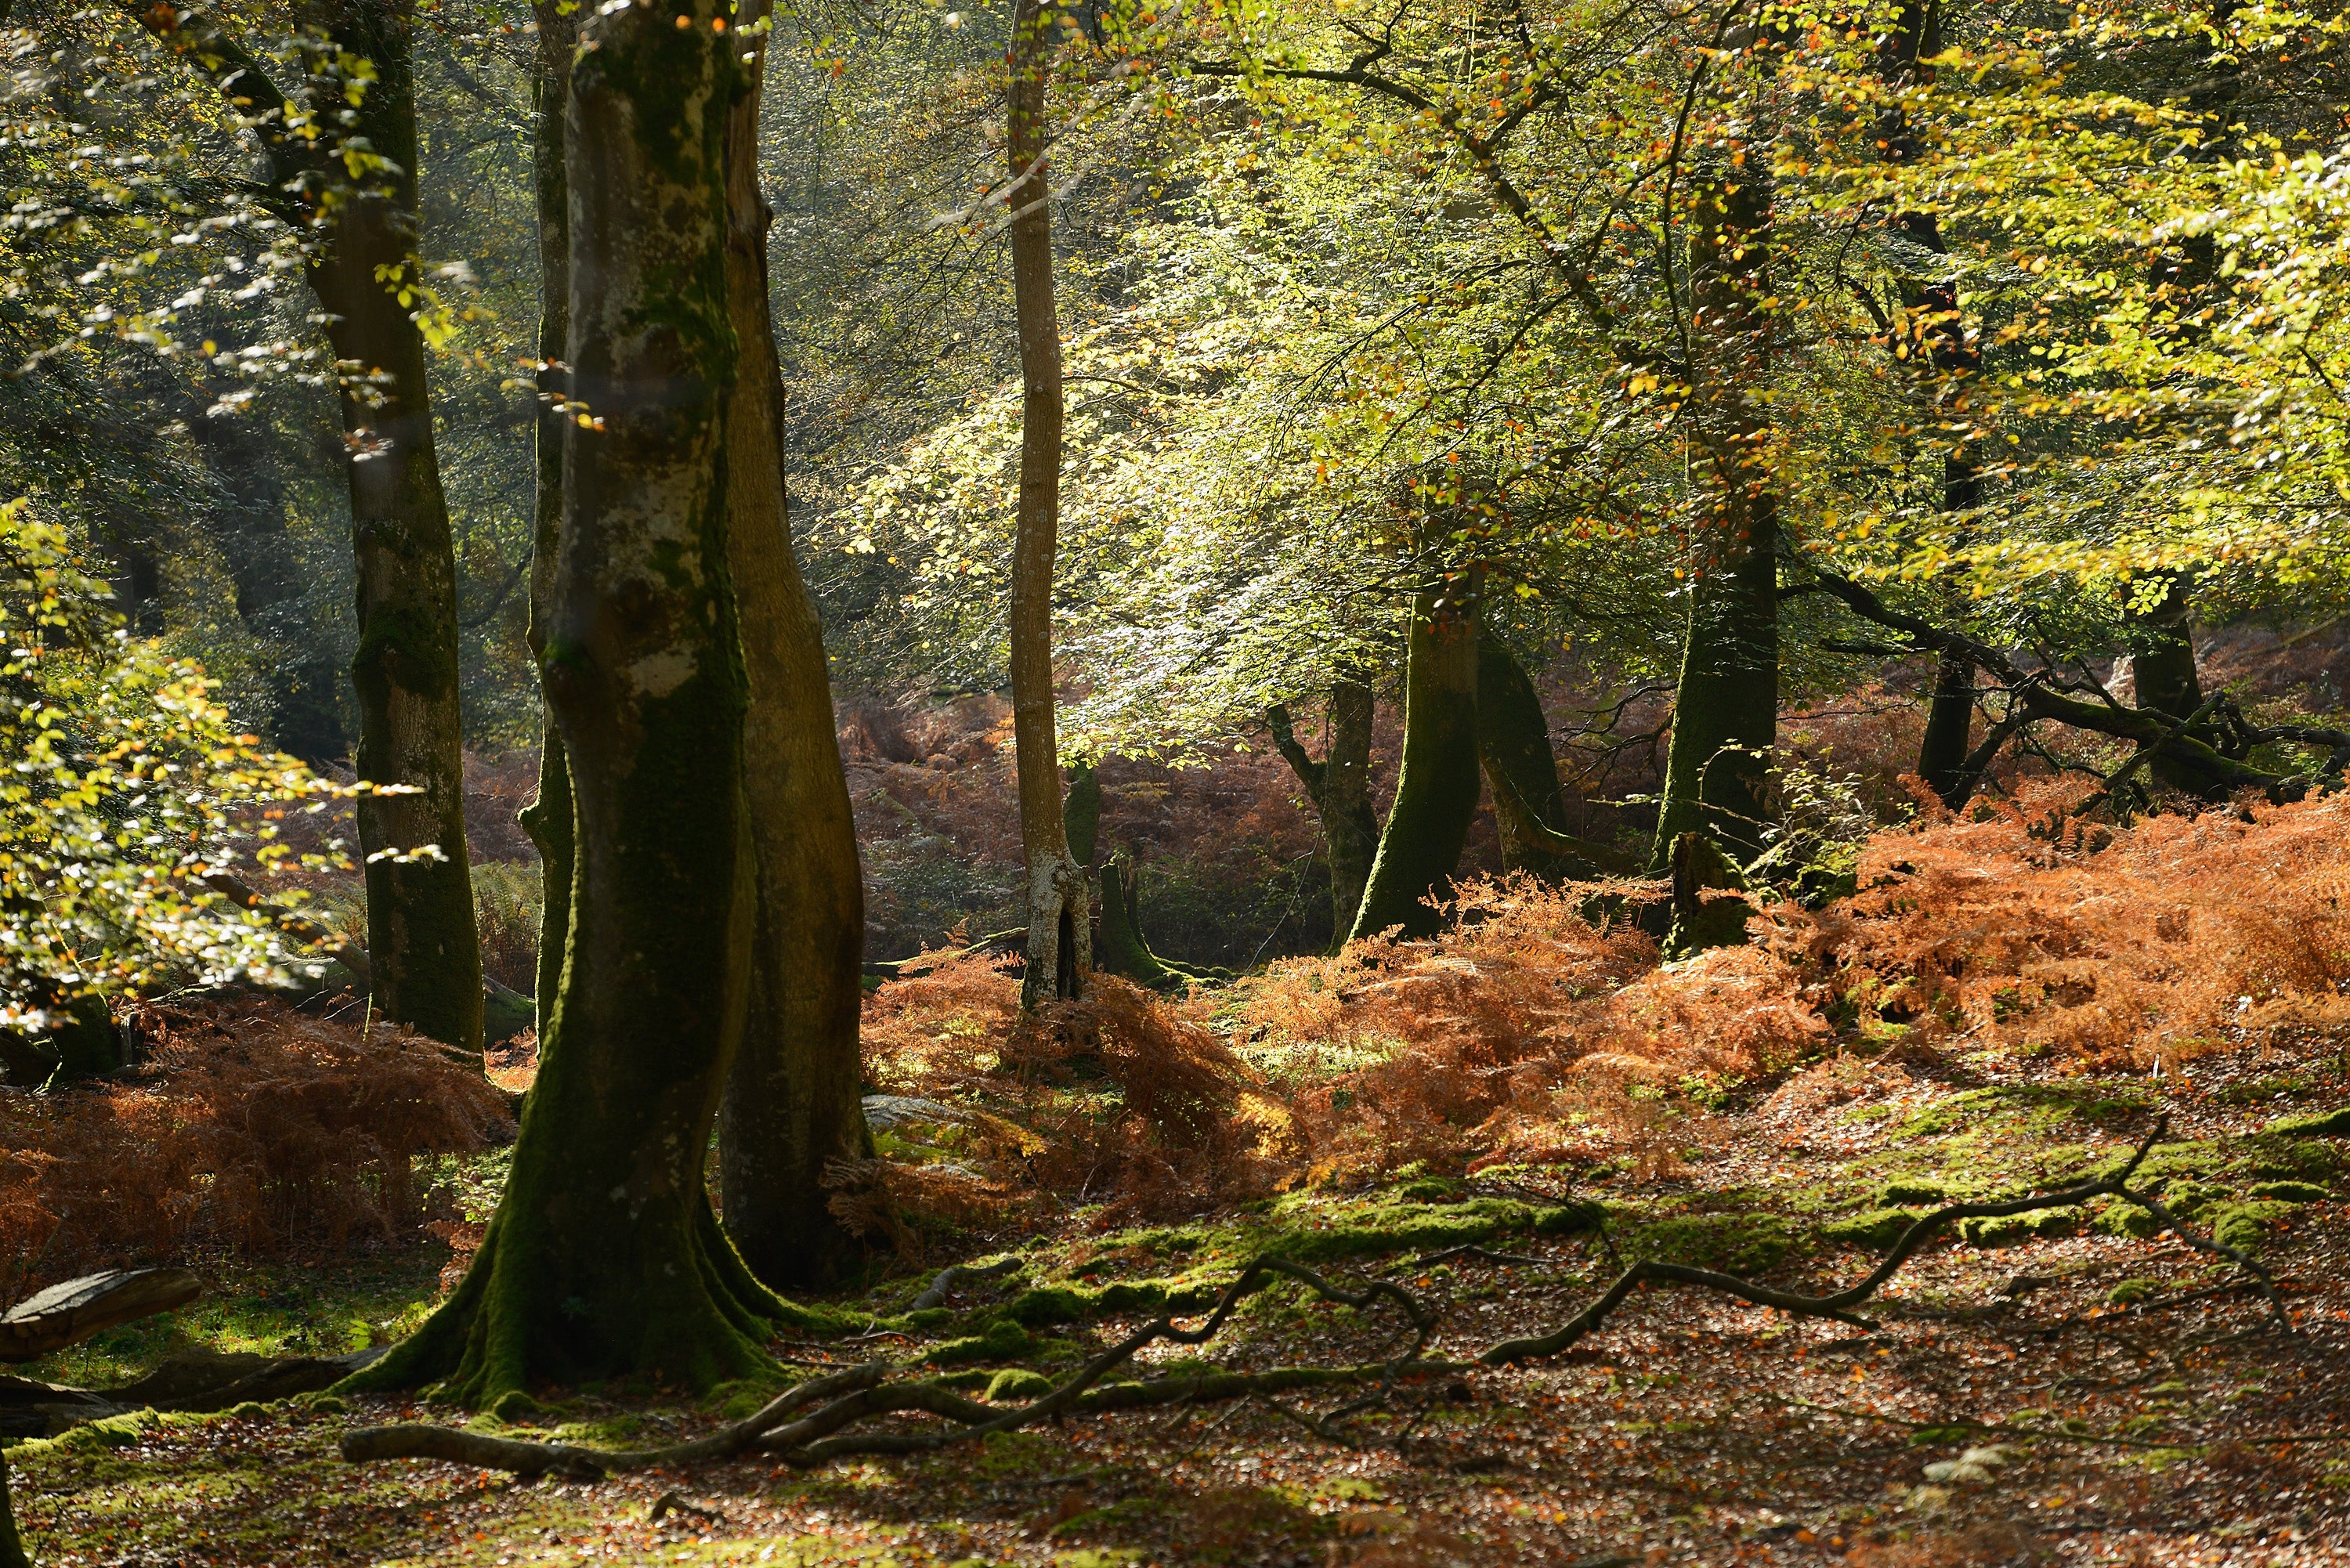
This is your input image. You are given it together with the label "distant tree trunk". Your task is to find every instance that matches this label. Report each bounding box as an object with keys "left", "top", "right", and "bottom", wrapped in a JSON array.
[
  {"left": 1269, "top": 677, "right": 1378, "bottom": 945},
  {"left": 1650, "top": 146, "right": 1781, "bottom": 871},
  {"left": 717, "top": 2, "right": 874, "bottom": 1292},
  {"left": 182, "top": 410, "right": 349, "bottom": 764},
  {"left": 517, "top": 0, "right": 576, "bottom": 1039},
  {"left": 1877, "top": 0, "right": 1982, "bottom": 810},
  {"left": 0, "top": 1443, "right": 23, "bottom": 1568},
  {"left": 349, "top": 0, "right": 783, "bottom": 1404},
  {"left": 1007, "top": 0, "right": 1088, "bottom": 1009},
  {"left": 1476, "top": 630, "right": 1594, "bottom": 881},
  {"left": 134, "top": 0, "right": 482, "bottom": 1048},
  {"left": 2131, "top": 573, "right": 2204, "bottom": 721},
  {"left": 1350, "top": 576, "right": 1482, "bottom": 941},
  {"left": 298, "top": 0, "right": 482, "bottom": 1050}
]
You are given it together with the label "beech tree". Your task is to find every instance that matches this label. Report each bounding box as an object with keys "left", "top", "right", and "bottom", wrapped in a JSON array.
[
  {"left": 136, "top": 0, "right": 483, "bottom": 1049},
  {"left": 716, "top": 0, "right": 874, "bottom": 1290},
  {"left": 350, "top": 0, "right": 783, "bottom": 1404},
  {"left": 1006, "top": 0, "right": 1090, "bottom": 1008},
  {"left": 1349, "top": 574, "right": 1483, "bottom": 941}
]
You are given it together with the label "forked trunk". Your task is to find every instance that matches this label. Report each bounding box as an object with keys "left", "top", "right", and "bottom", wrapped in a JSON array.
[
  {"left": 717, "top": 5, "right": 875, "bottom": 1290},
  {"left": 349, "top": 0, "right": 785, "bottom": 1405},
  {"left": 1007, "top": 0, "right": 1089, "bottom": 1009},
  {"left": 1477, "top": 630, "right": 1592, "bottom": 881},
  {"left": 1270, "top": 678, "right": 1379, "bottom": 945},
  {"left": 1350, "top": 576, "right": 1482, "bottom": 941},
  {"left": 302, "top": 0, "right": 481, "bottom": 1050},
  {"left": 1651, "top": 149, "right": 1781, "bottom": 870}
]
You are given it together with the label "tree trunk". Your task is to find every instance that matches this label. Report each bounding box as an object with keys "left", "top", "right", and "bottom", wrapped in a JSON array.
[
  {"left": 1007, "top": 0, "right": 1089, "bottom": 1010},
  {"left": 1650, "top": 150, "right": 1780, "bottom": 871},
  {"left": 1269, "top": 678, "right": 1378, "bottom": 945},
  {"left": 517, "top": 0, "right": 576, "bottom": 1041},
  {"left": 1876, "top": 0, "right": 1983, "bottom": 810},
  {"left": 301, "top": 0, "right": 482, "bottom": 1050},
  {"left": 1477, "top": 630, "right": 1593, "bottom": 881},
  {"left": 349, "top": 0, "right": 784, "bottom": 1405},
  {"left": 716, "top": 2, "right": 874, "bottom": 1292},
  {"left": 0, "top": 1444, "right": 22, "bottom": 1568},
  {"left": 1350, "top": 576, "right": 1482, "bottom": 942},
  {"left": 182, "top": 410, "right": 349, "bottom": 765}
]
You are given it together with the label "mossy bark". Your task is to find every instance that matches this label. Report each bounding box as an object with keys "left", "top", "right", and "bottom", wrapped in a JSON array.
[
  {"left": 0, "top": 1444, "right": 23, "bottom": 1568},
  {"left": 300, "top": 0, "right": 482, "bottom": 1050},
  {"left": 1650, "top": 150, "right": 1780, "bottom": 870},
  {"left": 1349, "top": 578, "right": 1482, "bottom": 942},
  {"left": 716, "top": 8, "right": 873, "bottom": 1292},
  {"left": 1007, "top": 0, "right": 1089, "bottom": 1009},
  {"left": 347, "top": 0, "right": 782, "bottom": 1405},
  {"left": 1269, "top": 677, "right": 1378, "bottom": 945},
  {"left": 1477, "top": 630, "right": 1594, "bottom": 881},
  {"left": 1095, "top": 851, "right": 1180, "bottom": 988},
  {"left": 518, "top": 0, "right": 577, "bottom": 1041}
]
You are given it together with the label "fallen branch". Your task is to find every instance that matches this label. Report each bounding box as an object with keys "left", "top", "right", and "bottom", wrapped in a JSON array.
[
  {"left": 0, "top": 1270, "right": 200, "bottom": 1365},
  {"left": 1480, "top": 1121, "right": 2170, "bottom": 1364},
  {"left": 911, "top": 1256, "right": 1023, "bottom": 1311},
  {"left": 344, "top": 1258, "right": 1441, "bottom": 1475}
]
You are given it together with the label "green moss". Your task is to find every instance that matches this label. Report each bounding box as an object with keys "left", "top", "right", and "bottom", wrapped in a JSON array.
[
  {"left": 985, "top": 1367, "right": 1056, "bottom": 1403},
  {"left": 1630, "top": 1213, "right": 1795, "bottom": 1273},
  {"left": 2248, "top": 1180, "right": 2329, "bottom": 1204},
  {"left": 2265, "top": 1107, "right": 2350, "bottom": 1139},
  {"left": 1890, "top": 1085, "right": 2149, "bottom": 1141},
  {"left": 2211, "top": 1199, "right": 2302, "bottom": 1254},
  {"left": 2091, "top": 1198, "right": 2159, "bottom": 1239},
  {"left": 2107, "top": 1279, "right": 2157, "bottom": 1306},
  {"left": 1876, "top": 1178, "right": 1952, "bottom": 1205},
  {"left": 1822, "top": 1207, "right": 1925, "bottom": 1248},
  {"left": 1956, "top": 1209, "right": 2076, "bottom": 1248}
]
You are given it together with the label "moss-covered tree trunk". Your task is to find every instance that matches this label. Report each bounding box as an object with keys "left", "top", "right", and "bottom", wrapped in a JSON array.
[
  {"left": 517, "top": 0, "right": 577, "bottom": 1039},
  {"left": 297, "top": 0, "right": 482, "bottom": 1050},
  {"left": 716, "top": 2, "right": 874, "bottom": 1291},
  {"left": 0, "top": 1443, "right": 24, "bottom": 1568},
  {"left": 1650, "top": 147, "right": 1780, "bottom": 871},
  {"left": 1269, "top": 677, "right": 1378, "bottom": 944},
  {"left": 348, "top": 0, "right": 783, "bottom": 1406},
  {"left": 1350, "top": 576, "right": 1482, "bottom": 941},
  {"left": 1007, "top": 0, "right": 1089, "bottom": 1009},
  {"left": 1477, "top": 630, "right": 1596, "bottom": 881}
]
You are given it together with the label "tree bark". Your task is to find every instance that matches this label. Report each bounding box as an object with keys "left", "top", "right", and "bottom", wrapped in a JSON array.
[
  {"left": 0, "top": 1445, "right": 20, "bottom": 1568},
  {"left": 517, "top": 0, "right": 577, "bottom": 1041},
  {"left": 1349, "top": 576, "right": 1482, "bottom": 942},
  {"left": 1476, "top": 630, "right": 1593, "bottom": 881},
  {"left": 1268, "top": 678, "right": 1378, "bottom": 945},
  {"left": 348, "top": 0, "right": 784, "bottom": 1404},
  {"left": 1651, "top": 147, "right": 1781, "bottom": 870},
  {"left": 1875, "top": 0, "right": 1983, "bottom": 808},
  {"left": 716, "top": 1, "right": 874, "bottom": 1292},
  {"left": 298, "top": 0, "right": 482, "bottom": 1050},
  {"left": 1007, "top": 0, "right": 1089, "bottom": 1009}
]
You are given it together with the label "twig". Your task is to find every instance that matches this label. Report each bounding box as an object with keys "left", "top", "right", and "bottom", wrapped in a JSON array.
[
  {"left": 1405, "top": 1246, "right": 1548, "bottom": 1270},
  {"left": 646, "top": 1491, "right": 722, "bottom": 1524}
]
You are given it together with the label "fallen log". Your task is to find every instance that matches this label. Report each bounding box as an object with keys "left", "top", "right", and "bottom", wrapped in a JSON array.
[{"left": 0, "top": 1270, "right": 200, "bottom": 1365}]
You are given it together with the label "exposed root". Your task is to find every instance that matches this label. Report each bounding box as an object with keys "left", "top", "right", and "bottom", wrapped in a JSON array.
[
  {"left": 910, "top": 1256, "right": 1022, "bottom": 1311},
  {"left": 346, "top": 1115, "right": 2295, "bottom": 1479}
]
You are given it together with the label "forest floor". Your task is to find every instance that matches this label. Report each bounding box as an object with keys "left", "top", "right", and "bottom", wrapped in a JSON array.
[{"left": 12, "top": 1030, "right": 2350, "bottom": 1567}]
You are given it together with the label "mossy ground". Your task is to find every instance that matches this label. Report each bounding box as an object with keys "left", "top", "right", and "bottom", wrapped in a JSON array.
[{"left": 13, "top": 1047, "right": 2350, "bottom": 1565}]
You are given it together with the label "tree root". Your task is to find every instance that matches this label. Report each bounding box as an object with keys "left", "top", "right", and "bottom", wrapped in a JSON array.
[{"left": 347, "top": 1115, "right": 2298, "bottom": 1479}]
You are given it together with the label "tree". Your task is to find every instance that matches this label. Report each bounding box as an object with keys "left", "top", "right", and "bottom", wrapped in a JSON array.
[
  {"left": 1476, "top": 630, "right": 1599, "bottom": 881},
  {"left": 1007, "top": 0, "right": 1090, "bottom": 1008},
  {"left": 1268, "top": 677, "right": 1379, "bottom": 942},
  {"left": 1349, "top": 573, "right": 1483, "bottom": 941},
  {"left": 136, "top": 0, "right": 483, "bottom": 1050},
  {"left": 716, "top": 0, "right": 875, "bottom": 1292},
  {"left": 348, "top": 0, "right": 784, "bottom": 1404}
]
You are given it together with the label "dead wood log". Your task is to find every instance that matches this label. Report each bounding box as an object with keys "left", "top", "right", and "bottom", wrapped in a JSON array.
[{"left": 0, "top": 1270, "right": 199, "bottom": 1365}]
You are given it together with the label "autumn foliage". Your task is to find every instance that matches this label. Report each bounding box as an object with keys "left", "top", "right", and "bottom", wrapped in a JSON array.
[
  {"left": 852, "top": 788, "right": 2350, "bottom": 1245},
  {"left": 0, "top": 995, "right": 512, "bottom": 1299}
]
